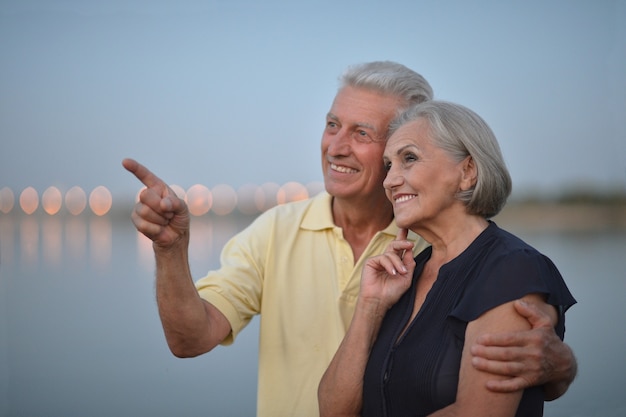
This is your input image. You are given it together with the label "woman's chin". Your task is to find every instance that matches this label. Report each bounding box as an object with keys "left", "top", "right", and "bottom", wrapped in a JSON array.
[{"left": 393, "top": 217, "right": 415, "bottom": 230}]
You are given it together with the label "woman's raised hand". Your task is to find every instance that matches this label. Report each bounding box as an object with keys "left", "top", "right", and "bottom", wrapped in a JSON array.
[{"left": 360, "top": 228, "right": 416, "bottom": 311}]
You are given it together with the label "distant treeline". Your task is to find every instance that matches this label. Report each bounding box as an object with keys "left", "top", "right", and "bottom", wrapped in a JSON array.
[{"left": 510, "top": 186, "right": 626, "bottom": 205}]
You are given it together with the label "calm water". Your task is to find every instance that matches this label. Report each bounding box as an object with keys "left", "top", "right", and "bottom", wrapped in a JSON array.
[{"left": 1, "top": 212, "right": 625, "bottom": 417}]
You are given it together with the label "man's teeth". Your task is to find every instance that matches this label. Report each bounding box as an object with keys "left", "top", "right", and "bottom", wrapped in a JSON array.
[
  {"left": 331, "top": 164, "right": 357, "bottom": 174},
  {"left": 395, "top": 195, "right": 415, "bottom": 203}
]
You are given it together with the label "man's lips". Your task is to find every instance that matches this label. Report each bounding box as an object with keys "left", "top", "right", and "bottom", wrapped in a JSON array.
[{"left": 330, "top": 163, "right": 358, "bottom": 174}]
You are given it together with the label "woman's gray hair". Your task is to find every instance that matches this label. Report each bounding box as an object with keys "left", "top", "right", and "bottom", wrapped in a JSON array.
[
  {"left": 339, "top": 61, "right": 434, "bottom": 114},
  {"left": 390, "top": 100, "right": 512, "bottom": 218}
]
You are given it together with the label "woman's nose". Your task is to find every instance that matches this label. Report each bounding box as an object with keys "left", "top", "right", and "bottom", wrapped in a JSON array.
[{"left": 383, "top": 167, "right": 403, "bottom": 189}]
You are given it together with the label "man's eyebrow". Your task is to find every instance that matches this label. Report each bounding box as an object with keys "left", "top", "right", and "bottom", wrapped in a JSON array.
[
  {"left": 355, "top": 121, "right": 376, "bottom": 131},
  {"left": 326, "top": 113, "right": 376, "bottom": 131}
]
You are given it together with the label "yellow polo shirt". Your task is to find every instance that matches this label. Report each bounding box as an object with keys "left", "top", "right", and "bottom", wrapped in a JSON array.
[{"left": 195, "top": 191, "right": 429, "bottom": 417}]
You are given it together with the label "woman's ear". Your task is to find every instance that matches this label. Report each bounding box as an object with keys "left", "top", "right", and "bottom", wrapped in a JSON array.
[{"left": 459, "top": 156, "right": 478, "bottom": 191}]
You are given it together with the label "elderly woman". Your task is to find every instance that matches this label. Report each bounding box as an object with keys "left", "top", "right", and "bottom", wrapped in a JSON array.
[{"left": 318, "top": 100, "right": 576, "bottom": 417}]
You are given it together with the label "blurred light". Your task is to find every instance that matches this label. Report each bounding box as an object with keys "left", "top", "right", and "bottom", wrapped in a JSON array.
[
  {"left": 66, "top": 216, "right": 87, "bottom": 262},
  {"left": 306, "top": 181, "right": 325, "bottom": 197},
  {"left": 186, "top": 184, "right": 212, "bottom": 216},
  {"left": 211, "top": 184, "right": 237, "bottom": 216},
  {"left": 277, "top": 182, "right": 309, "bottom": 205},
  {"left": 65, "top": 186, "right": 87, "bottom": 215},
  {"left": 90, "top": 216, "right": 112, "bottom": 268},
  {"left": 188, "top": 218, "right": 214, "bottom": 265},
  {"left": 89, "top": 186, "right": 113, "bottom": 216},
  {"left": 170, "top": 184, "right": 186, "bottom": 199},
  {"left": 257, "top": 182, "right": 280, "bottom": 212},
  {"left": 253, "top": 187, "right": 267, "bottom": 212},
  {"left": 137, "top": 230, "right": 153, "bottom": 271},
  {"left": 0, "top": 215, "right": 15, "bottom": 265},
  {"left": 0, "top": 186, "right": 15, "bottom": 214},
  {"left": 42, "top": 186, "right": 63, "bottom": 215},
  {"left": 19, "top": 186, "right": 39, "bottom": 215},
  {"left": 237, "top": 184, "right": 261, "bottom": 215},
  {"left": 43, "top": 217, "right": 62, "bottom": 266},
  {"left": 20, "top": 217, "right": 39, "bottom": 267}
]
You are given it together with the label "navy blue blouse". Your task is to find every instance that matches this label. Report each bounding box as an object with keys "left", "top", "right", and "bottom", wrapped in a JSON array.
[{"left": 362, "top": 222, "right": 576, "bottom": 417}]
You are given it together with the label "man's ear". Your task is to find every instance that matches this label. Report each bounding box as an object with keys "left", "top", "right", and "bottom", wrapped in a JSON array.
[{"left": 460, "top": 156, "right": 478, "bottom": 191}]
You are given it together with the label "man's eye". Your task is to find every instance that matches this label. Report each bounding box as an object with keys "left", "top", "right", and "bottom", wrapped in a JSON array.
[{"left": 355, "top": 130, "right": 374, "bottom": 143}]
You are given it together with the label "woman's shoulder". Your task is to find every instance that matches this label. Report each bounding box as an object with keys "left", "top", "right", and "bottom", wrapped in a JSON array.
[
  {"left": 485, "top": 222, "right": 537, "bottom": 253},
  {"left": 449, "top": 222, "right": 575, "bottom": 322}
]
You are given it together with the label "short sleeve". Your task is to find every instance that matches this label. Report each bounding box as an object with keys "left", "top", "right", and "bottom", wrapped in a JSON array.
[
  {"left": 450, "top": 249, "right": 576, "bottom": 338},
  {"left": 195, "top": 210, "right": 273, "bottom": 344}
]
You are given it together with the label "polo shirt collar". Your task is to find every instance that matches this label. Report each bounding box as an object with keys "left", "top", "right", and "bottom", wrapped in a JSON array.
[{"left": 301, "top": 191, "right": 397, "bottom": 238}]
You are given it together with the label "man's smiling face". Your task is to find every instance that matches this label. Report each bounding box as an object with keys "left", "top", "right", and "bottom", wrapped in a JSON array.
[{"left": 321, "top": 86, "right": 403, "bottom": 202}]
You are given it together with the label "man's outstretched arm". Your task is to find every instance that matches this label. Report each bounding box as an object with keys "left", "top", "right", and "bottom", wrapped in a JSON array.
[{"left": 122, "top": 158, "right": 231, "bottom": 357}]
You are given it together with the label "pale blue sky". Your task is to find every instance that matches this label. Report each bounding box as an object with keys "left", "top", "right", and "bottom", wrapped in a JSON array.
[{"left": 1, "top": 0, "right": 625, "bottom": 202}]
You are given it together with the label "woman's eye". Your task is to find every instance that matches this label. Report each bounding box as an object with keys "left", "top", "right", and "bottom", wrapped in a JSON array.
[
  {"left": 383, "top": 161, "right": 392, "bottom": 171},
  {"left": 404, "top": 152, "right": 417, "bottom": 162}
]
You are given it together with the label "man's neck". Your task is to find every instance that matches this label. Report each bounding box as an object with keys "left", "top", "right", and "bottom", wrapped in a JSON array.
[{"left": 331, "top": 195, "right": 394, "bottom": 263}]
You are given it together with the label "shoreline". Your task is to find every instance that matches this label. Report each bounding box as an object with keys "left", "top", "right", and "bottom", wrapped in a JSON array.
[
  {"left": 2, "top": 202, "right": 626, "bottom": 234},
  {"left": 493, "top": 202, "right": 626, "bottom": 233}
]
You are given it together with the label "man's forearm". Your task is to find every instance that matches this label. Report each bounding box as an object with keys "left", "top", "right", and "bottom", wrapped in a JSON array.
[{"left": 154, "top": 242, "right": 218, "bottom": 357}]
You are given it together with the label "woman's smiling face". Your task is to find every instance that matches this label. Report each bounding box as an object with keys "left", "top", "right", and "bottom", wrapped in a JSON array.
[{"left": 382, "top": 118, "right": 470, "bottom": 230}]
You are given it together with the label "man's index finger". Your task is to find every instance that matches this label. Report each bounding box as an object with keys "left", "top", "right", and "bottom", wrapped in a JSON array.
[{"left": 122, "top": 158, "right": 166, "bottom": 188}]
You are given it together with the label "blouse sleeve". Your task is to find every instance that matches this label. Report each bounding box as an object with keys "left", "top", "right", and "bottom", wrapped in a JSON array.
[{"left": 449, "top": 249, "right": 576, "bottom": 338}]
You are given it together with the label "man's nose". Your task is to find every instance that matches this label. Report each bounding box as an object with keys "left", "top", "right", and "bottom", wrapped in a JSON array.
[{"left": 327, "top": 130, "right": 352, "bottom": 155}]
